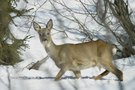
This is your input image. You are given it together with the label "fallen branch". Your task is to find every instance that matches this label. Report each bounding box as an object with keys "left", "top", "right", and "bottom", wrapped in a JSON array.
[{"left": 29, "top": 55, "right": 49, "bottom": 70}]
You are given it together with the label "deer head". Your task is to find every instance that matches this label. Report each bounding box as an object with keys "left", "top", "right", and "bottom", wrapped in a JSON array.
[{"left": 33, "top": 19, "right": 53, "bottom": 42}]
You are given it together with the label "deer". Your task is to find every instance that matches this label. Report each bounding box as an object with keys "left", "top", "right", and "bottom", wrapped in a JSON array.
[{"left": 33, "top": 19, "right": 123, "bottom": 81}]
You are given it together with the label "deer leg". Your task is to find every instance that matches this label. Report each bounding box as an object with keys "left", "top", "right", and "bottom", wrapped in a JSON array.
[
  {"left": 101, "top": 62, "right": 123, "bottom": 81},
  {"left": 93, "top": 70, "right": 109, "bottom": 80},
  {"left": 108, "top": 65, "right": 123, "bottom": 81},
  {"left": 73, "top": 71, "right": 81, "bottom": 79},
  {"left": 55, "top": 69, "right": 66, "bottom": 81}
]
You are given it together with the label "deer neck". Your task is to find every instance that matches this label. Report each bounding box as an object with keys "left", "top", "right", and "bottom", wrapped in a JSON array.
[
  {"left": 43, "top": 36, "right": 59, "bottom": 59},
  {"left": 46, "top": 39, "right": 56, "bottom": 50}
]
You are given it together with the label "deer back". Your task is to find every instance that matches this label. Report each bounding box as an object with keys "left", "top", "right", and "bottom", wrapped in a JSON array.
[{"left": 33, "top": 19, "right": 117, "bottom": 70}]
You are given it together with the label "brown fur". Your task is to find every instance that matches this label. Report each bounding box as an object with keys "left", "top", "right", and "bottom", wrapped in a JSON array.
[{"left": 33, "top": 19, "right": 123, "bottom": 81}]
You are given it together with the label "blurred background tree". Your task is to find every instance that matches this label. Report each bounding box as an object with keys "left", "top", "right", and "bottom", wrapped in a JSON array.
[
  {"left": 0, "top": 0, "right": 30, "bottom": 65},
  {"left": 0, "top": 0, "right": 134, "bottom": 66},
  {"left": 48, "top": 0, "right": 135, "bottom": 58}
]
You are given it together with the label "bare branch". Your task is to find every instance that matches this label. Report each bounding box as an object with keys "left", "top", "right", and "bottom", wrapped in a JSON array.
[{"left": 29, "top": 55, "right": 49, "bottom": 70}]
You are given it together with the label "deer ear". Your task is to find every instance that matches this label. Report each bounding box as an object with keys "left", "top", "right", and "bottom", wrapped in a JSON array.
[
  {"left": 33, "top": 22, "right": 41, "bottom": 32},
  {"left": 46, "top": 19, "right": 53, "bottom": 29}
]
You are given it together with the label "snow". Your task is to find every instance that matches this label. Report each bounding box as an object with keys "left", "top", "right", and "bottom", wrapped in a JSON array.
[
  {"left": 1, "top": 57, "right": 135, "bottom": 90},
  {"left": 1, "top": 0, "right": 135, "bottom": 90}
]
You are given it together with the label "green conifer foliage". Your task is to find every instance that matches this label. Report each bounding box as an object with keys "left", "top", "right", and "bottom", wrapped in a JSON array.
[{"left": 0, "top": 0, "right": 29, "bottom": 65}]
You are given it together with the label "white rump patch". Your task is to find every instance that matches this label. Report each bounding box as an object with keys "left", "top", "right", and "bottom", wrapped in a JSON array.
[{"left": 112, "top": 47, "right": 117, "bottom": 55}]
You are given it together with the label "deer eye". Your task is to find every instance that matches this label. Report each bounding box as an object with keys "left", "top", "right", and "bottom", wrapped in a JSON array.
[
  {"left": 39, "top": 33, "right": 42, "bottom": 36},
  {"left": 47, "top": 32, "right": 50, "bottom": 35},
  {"left": 39, "top": 32, "right": 44, "bottom": 37}
]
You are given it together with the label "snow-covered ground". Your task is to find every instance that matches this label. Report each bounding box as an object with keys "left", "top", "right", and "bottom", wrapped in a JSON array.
[
  {"left": 1, "top": 0, "right": 135, "bottom": 90},
  {"left": 0, "top": 56, "right": 135, "bottom": 90}
]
